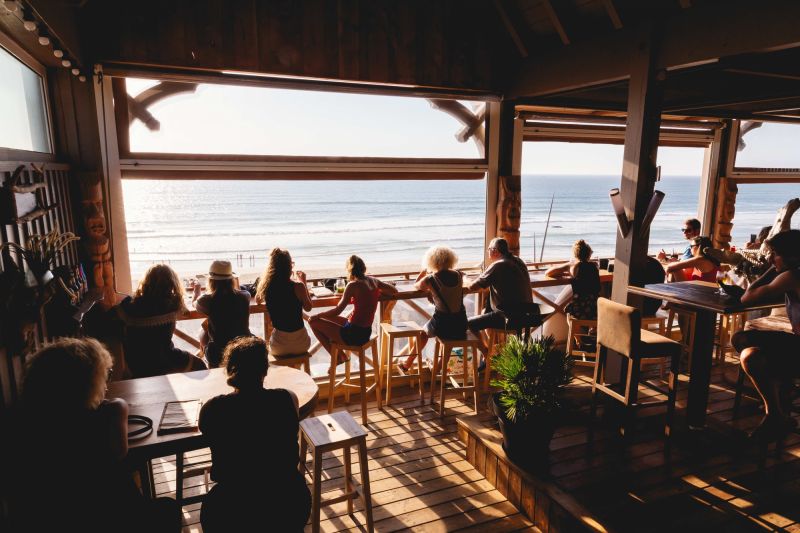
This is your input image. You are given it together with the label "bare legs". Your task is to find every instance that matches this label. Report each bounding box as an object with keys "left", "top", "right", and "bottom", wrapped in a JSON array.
[
  {"left": 402, "top": 332, "right": 429, "bottom": 369},
  {"left": 309, "top": 316, "right": 347, "bottom": 354}
]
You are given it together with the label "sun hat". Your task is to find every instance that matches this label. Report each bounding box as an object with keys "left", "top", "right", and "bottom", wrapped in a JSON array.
[{"left": 208, "top": 260, "right": 236, "bottom": 280}]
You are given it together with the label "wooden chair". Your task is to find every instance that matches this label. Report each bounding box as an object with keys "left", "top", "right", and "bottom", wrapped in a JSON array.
[
  {"left": 328, "top": 335, "right": 381, "bottom": 425},
  {"left": 430, "top": 332, "right": 482, "bottom": 417},
  {"left": 379, "top": 321, "right": 425, "bottom": 405},
  {"left": 715, "top": 312, "right": 746, "bottom": 364},
  {"left": 300, "top": 412, "right": 374, "bottom": 533},
  {"left": 589, "top": 298, "right": 682, "bottom": 440},
  {"left": 566, "top": 314, "right": 598, "bottom": 367},
  {"left": 269, "top": 352, "right": 312, "bottom": 374}
]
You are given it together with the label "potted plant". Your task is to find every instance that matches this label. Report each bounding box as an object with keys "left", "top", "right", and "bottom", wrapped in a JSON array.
[{"left": 489, "top": 334, "right": 572, "bottom": 470}]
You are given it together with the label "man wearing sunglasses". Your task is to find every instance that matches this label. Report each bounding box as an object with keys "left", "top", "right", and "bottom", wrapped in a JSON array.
[{"left": 657, "top": 218, "right": 701, "bottom": 262}]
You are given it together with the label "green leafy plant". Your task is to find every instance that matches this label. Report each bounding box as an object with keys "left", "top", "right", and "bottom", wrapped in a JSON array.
[{"left": 490, "top": 335, "right": 572, "bottom": 423}]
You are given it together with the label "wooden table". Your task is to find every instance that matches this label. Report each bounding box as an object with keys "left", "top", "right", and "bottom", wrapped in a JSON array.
[
  {"left": 628, "top": 281, "right": 782, "bottom": 428},
  {"left": 108, "top": 366, "right": 318, "bottom": 495}
]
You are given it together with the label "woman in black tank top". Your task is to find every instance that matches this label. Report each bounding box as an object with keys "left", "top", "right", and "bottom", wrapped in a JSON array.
[
  {"left": 255, "top": 249, "right": 312, "bottom": 357},
  {"left": 199, "top": 337, "right": 311, "bottom": 532},
  {"left": 733, "top": 230, "right": 800, "bottom": 443}
]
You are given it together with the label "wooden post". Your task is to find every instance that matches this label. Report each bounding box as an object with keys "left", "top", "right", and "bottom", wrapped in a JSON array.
[
  {"left": 488, "top": 101, "right": 523, "bottom": 259},
  {"left": 711, "top": 176, "right": 738, "bottom": 250},
  {"left": 610, "top": 19, "right": 664, "bottom": 305},
  {"left": 698, "top": 122, "right": 732, "bottom": 245}
]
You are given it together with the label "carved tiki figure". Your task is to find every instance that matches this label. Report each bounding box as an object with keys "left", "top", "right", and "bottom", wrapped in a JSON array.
[
  {"left": 80, "top": 179, "right": 116, "bottom": 308},
  {"left": 497, "top": 175, "right": 522, "bottom": 256}
]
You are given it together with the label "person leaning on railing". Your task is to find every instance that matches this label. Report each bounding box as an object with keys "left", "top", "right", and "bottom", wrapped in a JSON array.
[
  {"left": 401, "top": 245, "right": 468, "bottom": 371},
  {"left": 115, "top": 264, "right": 207, "bottom": 378},
  {"left": 193, "top": 260, "right": 252, "bottom": 368},
  {"left": 465, "top": 237, "right": 533, "bottom": 360},
  {"left": 732, "top": 230, "right": 800, "bottom": 443},
  {"left": 544, "top": 239, "right": 601, "bottom": 320},
  {"left": 308, "top": 255, "right": 397, "bottom": 362},
  {"left": 255, "top": 248, "right": 312, "bottom": 358}
]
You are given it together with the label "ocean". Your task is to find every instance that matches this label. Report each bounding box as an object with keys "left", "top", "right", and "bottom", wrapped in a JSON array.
[{"left": 122, "top": 175, "right": 800, "bottom": 282}]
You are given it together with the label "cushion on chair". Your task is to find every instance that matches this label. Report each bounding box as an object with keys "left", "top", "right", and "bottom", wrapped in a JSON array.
[
  {"left": 638, "top": 328, "right": 682, "bottom": 358},
  {"left": 597, "top": 297, "right": 641, "bottom": 357}
]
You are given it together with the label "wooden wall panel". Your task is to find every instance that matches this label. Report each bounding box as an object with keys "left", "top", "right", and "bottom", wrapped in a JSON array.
[
  {"left": 84, "top": 0, "right": 510, "bottom": 92},
  {"left": 0, "top": 163, "right": 80, "bottom": 407}
]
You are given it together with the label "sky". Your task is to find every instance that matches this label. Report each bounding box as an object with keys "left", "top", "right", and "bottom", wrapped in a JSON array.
[{"left": 125, "top": 78, "right": 796, "bottom": 175}]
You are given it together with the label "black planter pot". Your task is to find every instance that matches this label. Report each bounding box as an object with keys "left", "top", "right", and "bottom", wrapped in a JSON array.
[{"left": 490, "top": 393, "right": 555, "bottom": 472}]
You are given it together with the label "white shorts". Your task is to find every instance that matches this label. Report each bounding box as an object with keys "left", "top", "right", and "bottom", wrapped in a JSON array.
[{"left": 270, "top": 327, "right": 311, "bottom": 357}]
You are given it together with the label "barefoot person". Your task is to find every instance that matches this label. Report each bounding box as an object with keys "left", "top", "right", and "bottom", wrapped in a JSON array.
[
  {"left": 309, "top": 255, "right": 397, "bottom": 360},
  {"left": 401, "top": 246, "right": 467, "bottom": 371},
  {"left": 732, "top": 230, "right": 800, "bottom": 442}
]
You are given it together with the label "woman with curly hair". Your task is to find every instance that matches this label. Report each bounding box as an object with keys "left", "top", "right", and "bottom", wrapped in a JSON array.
[
  {"left": 545, "top": 239, "right": 601, "bottom": 320},
  {"left": 401, "top": 245, "right": 467, "bottom": 371},
  {"left": 309, "top": 255, "right": 397, "bottom": 362},
  {"left": 255, "top": 248, "right": 312, "bottom": 358},
  {"left": 199, "top": 336, "right": 311, "bottom": 532},
  {"left": 117, "top": 264, "right": 206, "bottom": 378},
  {"left": 4, "top": 338, "right": 179, "bottom": 532}
]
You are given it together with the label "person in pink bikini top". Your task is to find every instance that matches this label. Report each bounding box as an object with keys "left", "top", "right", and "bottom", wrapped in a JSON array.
[
  {"left": 309, "top": 255, "right": 397, "bottom": 363},
  {"left": 665, "top": 236, "right": 719, "bottom": 283}
]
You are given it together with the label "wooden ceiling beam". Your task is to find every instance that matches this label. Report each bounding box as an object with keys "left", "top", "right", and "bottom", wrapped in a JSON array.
[
  {"left": 508, "top": 0, "right": 800, "bottom": 98},
  {"left": 723, "top": 68, "right": 800, "bottom": 82},
  {"left": 601, "top": 0, "right": 623, "bottom": 30},
  {"left": 493, "top": 0, "right": 529, "bottom": 58},
  {"left": 541, "top": 0, "right": 570, "bottom": 45}
]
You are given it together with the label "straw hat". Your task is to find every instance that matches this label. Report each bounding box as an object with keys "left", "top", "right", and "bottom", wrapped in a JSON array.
[{"left": 208, "top": 260, "right": 235, "bottom": 280}]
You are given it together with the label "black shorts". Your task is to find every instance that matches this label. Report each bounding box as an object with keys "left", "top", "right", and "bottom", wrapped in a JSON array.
[
  {"left": 426, "top": 309, "right": 468, "bottom": 340},
  {"left": 340, "top": 322, "right": 372, "bottom": 346}
]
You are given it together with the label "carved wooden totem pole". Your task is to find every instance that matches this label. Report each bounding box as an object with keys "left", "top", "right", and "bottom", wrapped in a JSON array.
[
  {"left": 497, "top": 175, "right": 522, "bottom": 256},
  {"left": 712, "top": 176, "right": 738, "bottom": 250},
  {"left": 80, "top": 178, "right": 116, "bottom": 309}
]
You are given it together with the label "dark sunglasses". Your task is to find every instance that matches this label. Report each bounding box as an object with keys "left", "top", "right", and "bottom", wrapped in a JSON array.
[{"left": 681, "top": 227, "right": 692, "bottom": 233}]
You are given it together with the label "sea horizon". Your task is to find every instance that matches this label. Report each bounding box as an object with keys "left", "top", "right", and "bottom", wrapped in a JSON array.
[{"left": 122, "top": 174, "right": 800, "bottom": 284}]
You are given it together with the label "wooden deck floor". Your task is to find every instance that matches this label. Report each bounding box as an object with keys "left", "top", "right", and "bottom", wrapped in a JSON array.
[
  {"left": 149, "top": 355, "right": 800, "bottom": 533},
  {"left": 150, "top": 391, "right": 539, "bottom": 532}
]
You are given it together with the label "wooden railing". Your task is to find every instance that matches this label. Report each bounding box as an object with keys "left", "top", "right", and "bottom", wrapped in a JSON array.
[{"left": 172, "top": 261, "right": 613, "bottom": 375}]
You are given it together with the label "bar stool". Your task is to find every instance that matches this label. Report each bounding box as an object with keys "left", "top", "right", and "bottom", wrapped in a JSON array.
[
  {"left": 300, "top": 411, "right": 374, "bottom": 533},
  {"left": 715, "top": 312, "right": 746, "bottom": 364},
  {"left": 666, "top": 304, "right": 697, "bottom": 372},
  {"left": 328, "top": 335, "right": 381, "bottom": 425},
  {"left": 589, "top": 298, "right": 682, "bottom": 440},
  {"left": 379, "top": 321, "right": 424, "bottom": 405},
  {"left": 566, "top": 315, "right": 598, "bottom": 367},
  {"left": 430, "top": 332, "right": 482, "bottom": 416},
  {"left": 483, "top": 328, "right": 509, "bottom": 392},
  {"left": 269, "top": 352, "right": 311, "bottom": 374}
]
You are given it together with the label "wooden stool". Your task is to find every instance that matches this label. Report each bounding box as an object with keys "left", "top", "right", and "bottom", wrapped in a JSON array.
[
  {"left": 300, "top": 412, "right": 374, "bottom": 533},
  {"left": 666, "top": 304, "right": 697, "bottom": 372},
  {"left": 379, "top": 321, "right": 424, "bottom": 405},
  {"left": 715, "top": 312, "right": 746, "bottom": 364},
  {"left": 641, "top": 314, "right": 669, "bottom": 377},
  {"left": 483, "top": 328, "right": 509, "bottom": 392},
  {"left": 328, "top": 336, "right": 381, "bottom": 425},
  {"left": 430, "top": 332, "right": 482, "bottom": 416},
  {"left": 269, "top": 352, "right": 312, "bottom": 374},
  {"left": 566, "top": 315, "right": 598, "bottom": 367}
]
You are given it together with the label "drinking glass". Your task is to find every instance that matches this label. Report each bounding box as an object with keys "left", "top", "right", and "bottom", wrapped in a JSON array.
[{"left": 335, "top": 278, "right": 346, "bottom": 294}]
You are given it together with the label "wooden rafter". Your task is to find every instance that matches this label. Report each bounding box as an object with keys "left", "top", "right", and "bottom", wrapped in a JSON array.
[
  {"left": 541, "top": 0, "right": 570, "bottom": 45},
  {"left": 601, "top": 0, "right": 623, "bottom": 30},
  {"left": 126, "top": 81, "right": 198, "bottom": 131},
  {"left": 493, "top": 0, "right": 529, "bottom": 58},
  {"left": 427, "top": 99, "right": 486, "bottom": 153}
]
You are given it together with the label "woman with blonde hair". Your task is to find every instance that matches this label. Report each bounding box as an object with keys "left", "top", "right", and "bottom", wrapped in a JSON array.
[
  {"left": 194, "top": 260, "right": 252, "bottom": 368},
  {"left": 309, "top": 255, "right": 397, "bottom": 361},
  {"left": 545, "top": 239, "right": 601, "bottom": 319},
  {"left": 255, "top": 248, "right": 312, "bottom": 357},
  {"left": 401, "top": 245, "right": 466, "bottom": 371},
  {"left": 5, "top": 338, "right": 180, "bottom": 532},
  {"left": 117, "top": 264, "right": 206, "bottom": 378}
]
